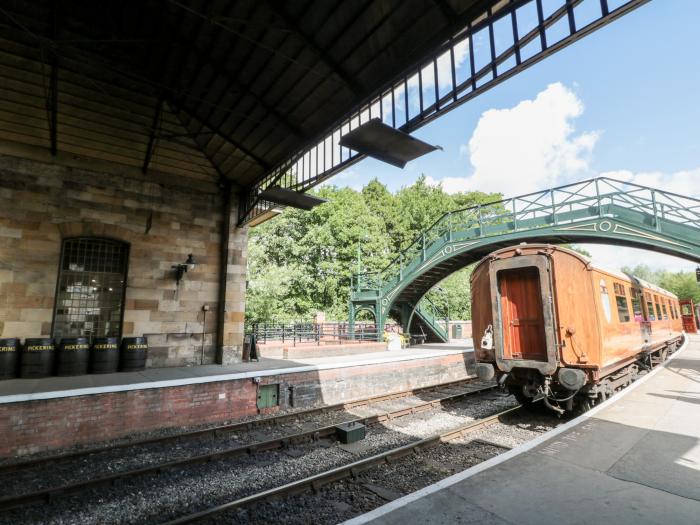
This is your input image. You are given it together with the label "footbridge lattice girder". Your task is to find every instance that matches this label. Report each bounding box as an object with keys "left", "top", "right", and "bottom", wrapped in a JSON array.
[{"left": 349, "top": 177, "right": 700, "bottom": 342}]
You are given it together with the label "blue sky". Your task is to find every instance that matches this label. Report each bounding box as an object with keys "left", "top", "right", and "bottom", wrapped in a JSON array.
[{"left": 329, "top": 0, "right": 700, "bottom": 272}]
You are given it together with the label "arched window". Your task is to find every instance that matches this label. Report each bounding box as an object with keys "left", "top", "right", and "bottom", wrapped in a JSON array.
[{"left": 52, "top": 237, "right": 129, "bottom": 340}]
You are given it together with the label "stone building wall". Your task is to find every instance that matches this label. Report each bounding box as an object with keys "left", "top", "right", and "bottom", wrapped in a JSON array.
[{"left": 0, "top": 153, "right": 247, "bottom": 367}]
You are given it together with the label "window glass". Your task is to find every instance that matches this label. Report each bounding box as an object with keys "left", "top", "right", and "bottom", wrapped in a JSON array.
[
  {"left": 53, "top": 238, "right": 129, "bottom": 339},
  {"left": 600, "top": 279, "right": 612, "bottom": 323},
  {"left": 645, "top": 292, "right": 656, "bottom": 321},
  {"left": 653, "top": 295, "right": 661, "bottom": 320},
  {"left": 682, "top": 303, "right": 692, "bottom": 315},
  {"left": 630, "top": 289, "right": 644, "bottom": 321},
  {"left": 661, "top": 302, "right": 668, "bottom": 320},
  {"left": 614, "top": 283, "right": 631, "bottom": 323}
]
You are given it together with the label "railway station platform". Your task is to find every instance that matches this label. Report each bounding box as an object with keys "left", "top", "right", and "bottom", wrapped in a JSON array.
[
  {"left": 0, "top": 342, "right": 474, "bottom": 458},
  {"left": 349, "top": 334, "right": 700, "bottom": 525}
]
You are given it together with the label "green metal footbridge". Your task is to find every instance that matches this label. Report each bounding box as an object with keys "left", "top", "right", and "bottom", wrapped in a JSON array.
[{"left": 349, "top": 177, "right": 700, "bottom": 343}]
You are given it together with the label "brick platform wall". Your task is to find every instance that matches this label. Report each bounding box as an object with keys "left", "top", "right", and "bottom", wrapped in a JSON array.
[
  {"left": 0, "top": 352, "right": 473, "bottom": 457},
  {"left": 0, "top": 154, "right": 247, "bottom": 367}
]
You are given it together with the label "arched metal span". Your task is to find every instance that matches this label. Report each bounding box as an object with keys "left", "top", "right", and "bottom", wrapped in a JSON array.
[{"left": 349, "top": 177, "right": 700, "bottom": 342}]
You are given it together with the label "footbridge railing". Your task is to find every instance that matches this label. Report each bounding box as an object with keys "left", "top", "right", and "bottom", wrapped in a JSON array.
[{"left": 350, "top": 177, "right": 700, "bottom": 341}]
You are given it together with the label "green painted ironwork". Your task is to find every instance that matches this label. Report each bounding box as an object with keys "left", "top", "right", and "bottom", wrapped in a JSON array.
[{"left": 349, "top": 177, "right": 700, "bottom": 342}]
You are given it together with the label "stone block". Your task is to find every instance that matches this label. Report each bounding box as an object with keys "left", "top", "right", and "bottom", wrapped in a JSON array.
[
  {"left": 19, "top": 308, "right": 52, "bottom": 322},
  {"left": 133, "top": 299, "right": 159, "bottom": 311}
]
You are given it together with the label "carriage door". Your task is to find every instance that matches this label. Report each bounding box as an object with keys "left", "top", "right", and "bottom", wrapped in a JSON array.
[
  {"left": 498, "top": 268, "right": 547, "bottom": 362},
  {"left": 680, "top": 299, "right": 698, "bottom": 333},
  {"left": 489, "top": 254, "right": 558, "bottom": 376}
]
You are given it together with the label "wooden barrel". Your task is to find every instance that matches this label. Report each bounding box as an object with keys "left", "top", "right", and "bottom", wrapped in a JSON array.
[
  {"left": 56, "top": 337, "right": 90, "bottom": 376},
  {"left": 90, "top": 337, "right": 120, "bottom": 374},
  {"left": 0, "top": 338, "right": 19, "bottom": 380},
  {"left": 120, "top": 337, "right": 148, "bottom": 371},
  {"left": 20, "top": 338, "right": 55, "bottom": 378}
]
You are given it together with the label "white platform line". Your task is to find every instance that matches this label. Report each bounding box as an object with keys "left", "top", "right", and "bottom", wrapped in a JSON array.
[
  {"left": 343, "top": 335, "right": 690, "bottom": 525},
  {"left": 0, "top": 348, "right": 473, "bottom": 404}
]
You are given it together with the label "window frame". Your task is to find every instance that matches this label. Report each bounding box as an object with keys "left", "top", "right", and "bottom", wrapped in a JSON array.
[
  {"left": 613, "top": 282, "right": 631, "bottom": 323},
  {"left": 51, "top": 236, "right": 130, "bottom": 341},
  {"left": 645, "top": 292, "right": 656, "bottom": 321}
]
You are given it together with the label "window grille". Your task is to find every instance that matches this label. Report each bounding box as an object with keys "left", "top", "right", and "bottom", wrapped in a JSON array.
[{"left": 52, "top": 238, "right": 129, "bottom": 340}]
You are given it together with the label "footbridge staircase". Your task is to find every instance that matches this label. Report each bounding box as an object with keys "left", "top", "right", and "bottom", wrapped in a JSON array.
[{"left": 349, "top": 177, "right": 700, "bottom": 342}]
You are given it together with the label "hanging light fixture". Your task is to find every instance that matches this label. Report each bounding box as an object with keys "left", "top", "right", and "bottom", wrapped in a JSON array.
[{"left": 173, "top": 254, "right": 196, "bottom": 286}]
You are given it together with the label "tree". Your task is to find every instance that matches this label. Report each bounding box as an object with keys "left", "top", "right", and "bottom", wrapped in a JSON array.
[
  {"left": 246, "top": 178, "right": 503, "bottom": 323},
  {"left": 621, "top": 264, "right": 700, "bottom": 302}
]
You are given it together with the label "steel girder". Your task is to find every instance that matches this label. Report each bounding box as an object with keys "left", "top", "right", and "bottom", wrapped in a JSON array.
[{"left": 239, "top": 0, "right": 650, "bottom": 225}]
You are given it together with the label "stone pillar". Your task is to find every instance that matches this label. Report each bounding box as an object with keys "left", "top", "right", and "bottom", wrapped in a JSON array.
[{"left": 216, "top": 185, "right": 248, "bottom": 365}]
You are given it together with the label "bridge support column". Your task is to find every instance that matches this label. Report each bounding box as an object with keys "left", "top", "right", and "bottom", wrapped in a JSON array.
[{"left": 348, "top": 299, "right": 383, "bottom": 342}]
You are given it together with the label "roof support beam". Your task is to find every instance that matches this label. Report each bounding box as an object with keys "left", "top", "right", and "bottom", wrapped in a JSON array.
[
  {"left": 142, "top": 97, "right": 163, "bottom": 174},
  {"left": 175, "top": 106, "right": 272, "bottom": 171},
  {"left": 47, "top": 0, "right": 59, "bottom": 156},
  {"left": 167, "top": 4, "right": 307, "bottom": 141},
  {"left": 263, "top": 1, "right": 363, "bottom": 98}
]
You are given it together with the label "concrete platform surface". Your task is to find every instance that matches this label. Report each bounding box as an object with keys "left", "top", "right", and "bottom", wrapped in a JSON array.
[
  {"left": 0, "top": 341, "right": 473, "bottom": 403},
  {"left": 348, "top": 335, "right": 700, "bottom": 525}
]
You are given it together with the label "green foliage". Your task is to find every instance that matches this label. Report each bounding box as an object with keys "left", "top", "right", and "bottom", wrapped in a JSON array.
[
  {"left": 561, "top": 244, "right": 592, "bottom": 257},
  {"left": 621, "top": 264, "right": 700, "bottom": 302},
  {"left": 246, "top": 177, "right": 502, "bottom": 323}
]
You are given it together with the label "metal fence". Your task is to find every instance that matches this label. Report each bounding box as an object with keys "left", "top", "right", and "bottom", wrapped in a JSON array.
[{"left": 248, "top": 322, "right": 400, "bottom": 346}]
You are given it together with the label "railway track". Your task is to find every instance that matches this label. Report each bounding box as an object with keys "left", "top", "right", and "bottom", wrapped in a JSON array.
[
  {"left": 0, "top": 379, "right": 499, "bottom": 512},
  {"left": 0, "top": 378, "right": 479, "bottom": 476},
  {"left": 160, "top": 404, "right": 525, "bottom": 524}
]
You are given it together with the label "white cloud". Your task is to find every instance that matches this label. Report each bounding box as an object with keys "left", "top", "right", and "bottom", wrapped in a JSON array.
[
  {"left": 580, "top": 244, "right": 696, "bottom": 273},
  {"left": 599, "top": 167, "right": 700, "bottom": 198},
  {"left": 428, "top": 82, "right": 599, "bottom": 195}
]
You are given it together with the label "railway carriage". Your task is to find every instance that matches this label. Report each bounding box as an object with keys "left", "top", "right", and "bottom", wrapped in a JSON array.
[{"left": 470, "top": 244, "right": 683, "bottom": 413}]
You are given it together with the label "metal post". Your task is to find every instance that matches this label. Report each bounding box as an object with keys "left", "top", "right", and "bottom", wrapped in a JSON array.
[
  {"left": 422, "top": 234, "right": 426, "bottom": 260},
  {"left": 550, "top": 190, "right": 557, "bottom": 225},
  {"left": 447, "top": 212, "right": 453, "bottom": 241},
  {"left": 595, "top": 178, "right": 602, "bottom": 217},
  {"left": 651, "top": 190, "right": 659, "bottom": 230},
  {"left": 512, "top": 200, "right": 517, "bottom": 230},
  {"left": 478, "top": 205, "right": 483, "bottom": 235}
]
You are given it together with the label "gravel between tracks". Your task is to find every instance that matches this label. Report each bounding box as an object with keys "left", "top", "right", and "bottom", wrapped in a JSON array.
[
  {"left": 0, "top": 383, "right": 489, "bottom": 498},
  {"left": 204, "top": 409, "right": 562, "bottom": 525},
  {"left": 0, "top": 389, "right": 517, "bottom": 525}
]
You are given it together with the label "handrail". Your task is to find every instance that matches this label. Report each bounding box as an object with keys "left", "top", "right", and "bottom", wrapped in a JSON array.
[{"left": 352, "top": 176, "right": 700, "bottom": 294}]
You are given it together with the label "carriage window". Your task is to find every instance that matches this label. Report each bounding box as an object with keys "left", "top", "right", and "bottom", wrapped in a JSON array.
[
  {"left": 599, "top": 280, "right": 612, "bottom": 323},
  {"left": 630, "top": 288, "right": 643, "bottom": 322},
  {"left": 682, "top": 303, "right": 692, "bottom": 315},
  {"left": 645, "top": 293, "right": 656, "bottom": 321},
  {"left": 52, "top": 238, "right": 129, "bottom": 339},
  {"left": 613, "top": 283, "right": 631, "bottom": 322},
  {"left": 661, "top": 302, "right": 668, "bottom": 320},
  {"left": 653, "top": 295, "right": 662, "bottom": 320}
]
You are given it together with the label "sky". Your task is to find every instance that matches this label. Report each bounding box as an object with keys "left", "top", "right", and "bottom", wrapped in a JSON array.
[{"left": 326, "top": 0, "right": 700, "bottom": 273}]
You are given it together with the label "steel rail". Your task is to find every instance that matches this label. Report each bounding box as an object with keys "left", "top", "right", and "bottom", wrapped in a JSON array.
[
  {"left": 0, "top": 378, "right": 478, "bottom": 476},
  {"left": 160, "top": 404, "right": 524, "bottom": 524},
  {"left": 0, "top": 381, "right": 499, "bottom": 512}
]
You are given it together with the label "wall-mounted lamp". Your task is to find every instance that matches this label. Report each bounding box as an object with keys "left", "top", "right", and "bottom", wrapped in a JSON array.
[{"left": 173, "top": 254, "right": 196, "bottom": 286}]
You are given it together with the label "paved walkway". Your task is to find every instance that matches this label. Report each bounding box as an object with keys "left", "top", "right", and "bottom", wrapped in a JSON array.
[
  {"left": 0, "top": 342, "right": 473, "bottom": 403},
  {"left": 349, "top": 335, "right": 700, "bottom": 525}
]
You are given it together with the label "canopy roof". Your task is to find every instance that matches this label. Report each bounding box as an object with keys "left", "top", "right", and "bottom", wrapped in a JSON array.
[{"left": 0, "top": 0, "right": 646, "bottom": 223}]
